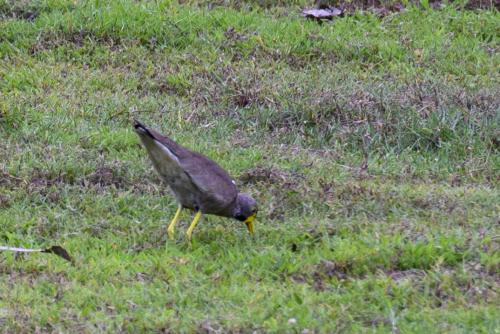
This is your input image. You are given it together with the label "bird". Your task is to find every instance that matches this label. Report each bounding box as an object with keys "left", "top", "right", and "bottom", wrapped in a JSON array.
[{"left": 133, "top": 120, "right": 257, "bottom": 241}]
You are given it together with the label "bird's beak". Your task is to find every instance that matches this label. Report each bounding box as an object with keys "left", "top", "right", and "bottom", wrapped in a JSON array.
[{"left": 244, "top": 213, "right": 256, "bottom": 235}]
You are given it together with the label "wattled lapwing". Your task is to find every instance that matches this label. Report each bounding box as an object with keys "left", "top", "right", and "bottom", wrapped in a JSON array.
[{"left": 134, "top": 120, "right": 257, "bottom": 241}]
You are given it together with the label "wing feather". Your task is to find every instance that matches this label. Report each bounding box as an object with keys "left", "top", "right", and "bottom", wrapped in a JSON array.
[{"left": 135, "top": 121, "right": 237, "bottom": 212}]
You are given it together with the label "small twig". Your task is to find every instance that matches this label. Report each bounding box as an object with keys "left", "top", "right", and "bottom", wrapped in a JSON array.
[
  {"left": 0, "top": 246, "right": 43, "bottom": 253},
  {"left": 358, "top": 132, "right": 371, "bottom": 178},
  {"left": 0, "top": 245, "right": 73, "bottom": 263}
]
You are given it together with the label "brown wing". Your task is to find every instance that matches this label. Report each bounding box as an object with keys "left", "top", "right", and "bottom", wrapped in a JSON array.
[
  {"left": 140, "top": 123, "right": 238, "bottom": 211},
  {"left": 177, "top": 151, "right": 238, "bottom": 212}
]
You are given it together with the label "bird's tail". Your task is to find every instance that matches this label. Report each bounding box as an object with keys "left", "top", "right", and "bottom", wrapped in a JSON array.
[{"left": 133, "top": 120, "right": 154, "bottom": 138}]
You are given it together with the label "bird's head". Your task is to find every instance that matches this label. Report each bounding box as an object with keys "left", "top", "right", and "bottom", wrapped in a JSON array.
[{"left": 233, "top": 193, "right": 258, "bottom": 234}]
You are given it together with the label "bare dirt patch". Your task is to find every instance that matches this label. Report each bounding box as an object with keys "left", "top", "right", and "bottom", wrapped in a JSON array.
[
  {"left": 1, "top": 162, "right": 133, "bottom": 194},
  {"left": 290, "top": 260, "right": 352, "bottom": 291},
  {"left": 0, "top": 195, "right": 10, "bottom": 209},
  {"left": 29, "top": 30, "right": 122, "bottom": 55},
  {"left": 240, "top": 166, "right": 308, "bottom": 220},
  {"left": 86, "top": 165, "right": 129, "bottom": 188},
  {"left": 239, "top": 166, "right": 305, "bottom": 186},
  {"left": 386, "top": 268, "right": 426, "bottom": 282},
  {"left": 0, "top": 171, "right": 25, "bottom": 188},
  {"left": 0, "top": 1, "right": 40, "bottom": 21}
]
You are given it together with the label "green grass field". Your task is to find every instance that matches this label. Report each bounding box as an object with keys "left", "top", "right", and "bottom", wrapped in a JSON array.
[{"left": 1, "top": 0, "right": 499, "bottom": 332}]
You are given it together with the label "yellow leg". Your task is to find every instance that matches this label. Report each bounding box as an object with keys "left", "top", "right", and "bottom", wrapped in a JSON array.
[
  {"left": 167, "top": 206, "right": 182, "bottom": 240},
  {"left": 186, "top": 211, "right": 203, "bottom": 241}
]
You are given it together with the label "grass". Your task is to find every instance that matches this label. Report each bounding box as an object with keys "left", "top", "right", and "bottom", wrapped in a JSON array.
[{"left": 0, "top": 0, "right": 499, "bottom": 332}]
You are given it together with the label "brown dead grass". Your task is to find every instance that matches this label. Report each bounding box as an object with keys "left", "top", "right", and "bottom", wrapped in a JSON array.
[
  {"left": 316, "top": 0, "right": 499, "bottom": 13},
  {"left": 1, "top": 163, "right": 160, "bottom": 194}
]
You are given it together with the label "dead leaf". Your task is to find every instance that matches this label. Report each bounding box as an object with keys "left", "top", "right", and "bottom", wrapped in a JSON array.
[
  {"left": 42, "top": 246, "right": 74, "bottom": 263},
  {"left": 301, "top": 7, "right": 343, "bottom": 21}
]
